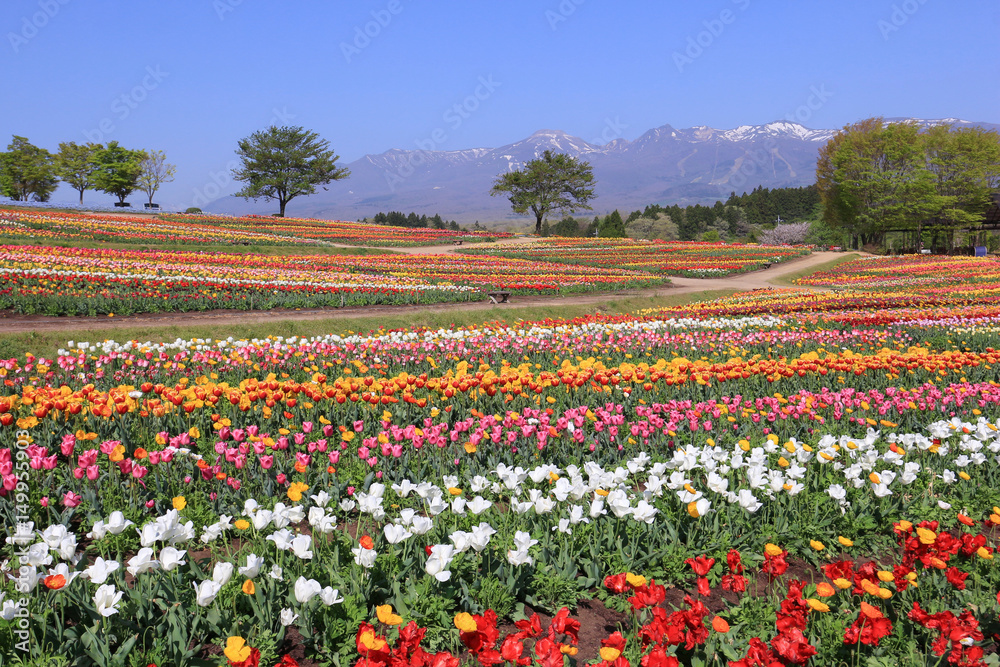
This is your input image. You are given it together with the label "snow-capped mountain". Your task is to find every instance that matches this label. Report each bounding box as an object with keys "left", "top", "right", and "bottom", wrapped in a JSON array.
[{"left": 206, "top": 119, "right": 998, "bottom": 223}]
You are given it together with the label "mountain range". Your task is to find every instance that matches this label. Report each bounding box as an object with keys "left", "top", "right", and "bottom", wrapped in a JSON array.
[{"left": 205, "top": 118, "right": 998, "bottom": 225}]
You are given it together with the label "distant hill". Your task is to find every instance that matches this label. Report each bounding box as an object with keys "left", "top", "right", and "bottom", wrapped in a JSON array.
[{"left": 205, "top": 118, "right": 999, "bottom": 224}]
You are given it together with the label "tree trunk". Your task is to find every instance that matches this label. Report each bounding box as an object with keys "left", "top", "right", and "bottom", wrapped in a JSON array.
[
  {"left": 279, "top": 199, "right": 287, "bottom": 217},
  {"left": 535, "top": 212, "right": 543, "bottom": 234},
  {"left": 78, "top": 190, "right": 84, "bottom": 205}
]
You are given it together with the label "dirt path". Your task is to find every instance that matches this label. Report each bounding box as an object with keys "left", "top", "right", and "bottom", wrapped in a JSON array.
[
  {"left": 0, "top": 251, "right": 845, "bottom": 334},
  {"left": 322, "top": 234, "right": 540, "bottom": 255}
]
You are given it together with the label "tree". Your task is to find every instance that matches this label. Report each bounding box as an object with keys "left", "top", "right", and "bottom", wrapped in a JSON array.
[
  {"left": 55, "top": 142, "right": 102, "bottom": 205},
  {"left": 232, "top": 126, "right": 349, "bottom": 217},
  {"left": 93, "top": 141, "right": 147, "bottom": 205},
  {"left": 551, "top": 216, "right": 582, "bottom": 237},
  {"left": 137, "top": 150, "right": 177, "bottom": 205},
  {"left": 757, "top": 222, "right": 811, "bottom": 245},
  {"left": 817, "top": 119, "right": 937, "bottom": 248},
  {"left": 598, "top": 210, "right": 626, "bottom": 238},
  {"left": 490, "top": 150, "right": 595, "bottom": 234},
  {"left": 0, "top": 136, "right": 58, "bottom": 201},
  {"left": 922, "top": 124, "right": 1000, "bottom": 248},
  {"left": 818, "top": 118, "right": 1000, "bottom": 250}
]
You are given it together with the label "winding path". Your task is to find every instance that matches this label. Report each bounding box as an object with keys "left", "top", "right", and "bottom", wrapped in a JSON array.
[{"left": 0, "top": 247, "right": 846, "bottom": 334}]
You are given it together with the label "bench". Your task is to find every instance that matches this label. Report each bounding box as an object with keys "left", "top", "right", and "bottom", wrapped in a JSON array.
[
  {"left": 144, "top": 203, "right": 160, "bottom": 210},
  {"left": 762, "top": 262, "right": 772, "bottom": 269},
  {"left": 454, "top": 240, "right": 463, "bottom": 246},
  {"left": 487, "top": 291, "right": 511, "bottom": 304}
]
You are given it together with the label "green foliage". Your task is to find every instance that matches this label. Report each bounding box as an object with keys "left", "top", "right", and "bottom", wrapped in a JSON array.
[
  {"left": 232, "top": 125, "right": 350, "bottom": 217},
  {"left": 551, "top": 216, "right": 584, "bottom": 237},
  {"left": 0, "top": 135, "right": 58, "bottom": 202},
  {"left": 55, "top": 141, "right": 103, "bottom": 205},
  {"left": 364, "top": 211, "right": 460, "bottom": 230},
  {"left": 701, "top": 229, "right": 721, "bottom": 242},
  {"left": 490, "top": 150, "right": 596, "bottom": 233},
  {"left": 470, "top": 575, "right": 517, "bottom": 620},
  {"left": 598, "top": 209, "right": 626, "bottom": 238},
  {"left": 185, "top": 207, "right": 203, "bottom": 213},
  {"left": 526, "top": 565, "right": 587, "bottom": 614},
  {"left": 817, "top": 118, "right": 1000, "bottom": 249},
  {"left": 626, "top": 212, "right": 679, "bottom": 241},
  {"left": 93, "top": 141, "right": 147, "bottom": 204}
]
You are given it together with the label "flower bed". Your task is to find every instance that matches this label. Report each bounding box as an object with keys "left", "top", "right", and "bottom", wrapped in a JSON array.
[
  {"left": 2, "top": 290, "right": 1000, "bottom": 665},
  {"left": 0, "top": 208, "right": 515, "bottom": 249},
  {"left": 164, "top": 213, "right": 514, "bottom": 247},
  {"left": 462, "top": 238, "right": 810, "bottom": 277},
  {"left": 0, "top": 245, "right": 666, "bottom": 316}
]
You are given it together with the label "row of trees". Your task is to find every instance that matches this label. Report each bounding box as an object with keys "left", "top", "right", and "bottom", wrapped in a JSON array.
[
  {"left": 540, "top": 185, "right": 828, "bottom": 244},
  {"left": 818, "top": 119, "right": 1000, "bottom": 250},
  {"left": 361, "top": 211, "right": 462, "bottom": 231},
  {"left": 0, "top": 137, "right": 176, "bottom": 206}
]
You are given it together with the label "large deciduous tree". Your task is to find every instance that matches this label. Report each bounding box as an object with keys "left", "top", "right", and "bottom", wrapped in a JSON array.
[
  {"left": 817, "top": 119, "right": 936, "bottom": 248},
  {"left": 490, "top": 150, "right": 596, "bottom": 234},
  {"left": 817, "top": 118, "right": 1000, "bottom": 250},
  {"left": 231, "top": 126, "right": 350, "bottom": 217},
  {"left": 0, "top": 135, "right": 58, "bottom": 202},
  {"left": 137, "top": 150, "right": 177, "bottom": 205},
  {"left": 55, "top": 141, "right": 103, "bottom": 205},
  {"left": 93, "top": 141, "right": 147, "bottom": 205}
]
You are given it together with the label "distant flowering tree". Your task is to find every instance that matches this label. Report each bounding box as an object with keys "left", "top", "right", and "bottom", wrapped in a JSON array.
[{"left": 758, "top": 222, "right": 811, "bottom": 245}]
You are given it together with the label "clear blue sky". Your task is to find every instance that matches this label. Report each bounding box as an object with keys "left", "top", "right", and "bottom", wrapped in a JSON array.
[{"left": 2, "top": 0, "right": 998, "bottom": 210}]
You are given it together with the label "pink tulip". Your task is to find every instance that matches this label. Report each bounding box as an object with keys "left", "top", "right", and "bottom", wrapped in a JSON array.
[{"left": 62, "top": 491, "right": 82, "bottom": 508}]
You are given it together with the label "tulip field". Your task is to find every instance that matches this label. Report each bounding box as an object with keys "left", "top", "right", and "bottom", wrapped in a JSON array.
[
  {"left": 161, "top": 213, "right": 512, "bottom": 248},
  {"left": 0, "top": 208, "right": 510, "bottom": 249},
  {"left": 0, "top": 245, "right": 667, "bottom": 316},
  {"left": 462, "top": 238, "right": 811, "bottom": 278},
  {"left": 3, "top": 253, "right": 1000, "bottom": 666}
]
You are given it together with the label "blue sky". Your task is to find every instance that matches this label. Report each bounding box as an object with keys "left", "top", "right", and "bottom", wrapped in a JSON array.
[{"left": 2, "top": 0, "right": 998, "bottom": 210}]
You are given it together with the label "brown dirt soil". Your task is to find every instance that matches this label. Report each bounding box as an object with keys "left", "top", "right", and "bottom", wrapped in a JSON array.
[{"left": 0, "top": 251, "right": 844, "bottom": 334}]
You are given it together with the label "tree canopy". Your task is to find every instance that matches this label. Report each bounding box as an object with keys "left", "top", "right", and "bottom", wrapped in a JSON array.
[
  {"left": 232, "top": 126, "right": 349, "bottom": 217},
  {"left": 55, "top": 142, "right": 103, "bottom": 205},
  {"left": 817, "top": 118, "right": 1000, "bottom": 249},
  {"left": 93, "top": 142, "right": 147, "bottom": 205},
  {"left": 137, "top": 150, "right": 177, "bottom": 205},
  {"left": 490, "top": 150, "right": 595, "bottom": 234},
  {"left": 0, "top": 135, "right": 58, "bottom": 202}
]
